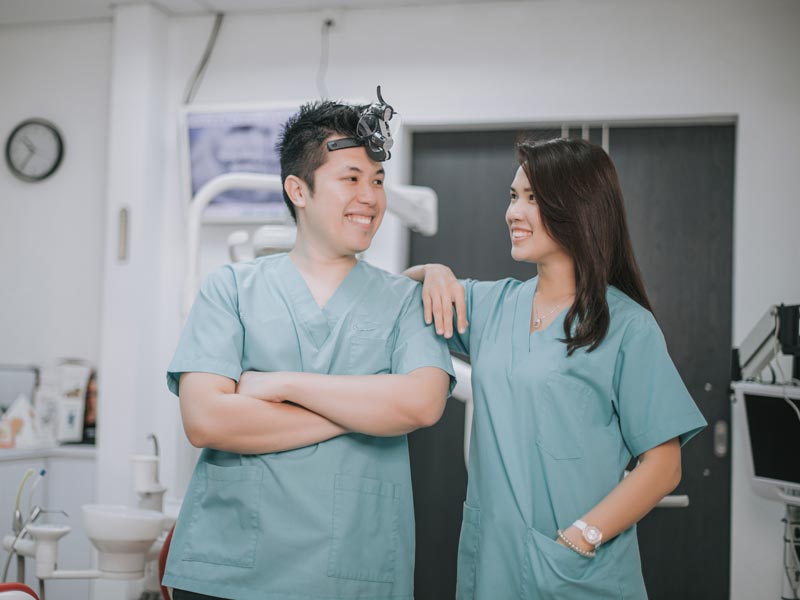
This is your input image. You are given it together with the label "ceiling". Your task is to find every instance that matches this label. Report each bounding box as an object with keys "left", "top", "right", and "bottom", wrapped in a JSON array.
[{"left": 0, "top": 0, "right": 517, "bottom": 26}]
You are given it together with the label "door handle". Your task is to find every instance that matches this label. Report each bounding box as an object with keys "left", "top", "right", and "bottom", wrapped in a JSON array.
[
  {"left": 623, "top": 469, "right": 690, "bottom": 508},
  {"left": 713, "top": 420, "right": 728, "bottom": 458},
  {"left": 656, "top": 494, "right": 690, "bottom": 508}
]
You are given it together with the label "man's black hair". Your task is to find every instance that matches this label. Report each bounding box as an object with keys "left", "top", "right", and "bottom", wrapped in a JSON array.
[{"left": 277, "top": 100, "right": 366, "bottom": 221}]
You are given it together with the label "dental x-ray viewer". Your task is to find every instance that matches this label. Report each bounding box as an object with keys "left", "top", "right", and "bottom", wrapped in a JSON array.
[{"left": 163, "top": 91, "right": 455, "bottom": 600}]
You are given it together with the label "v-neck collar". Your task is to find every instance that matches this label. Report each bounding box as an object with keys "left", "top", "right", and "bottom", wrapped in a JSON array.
[
  {"left": 512, "top": 276, "right": 570, "bottom": 355},
  {"left": 278, "top": 254, "right": 369, "bottom": 349}
]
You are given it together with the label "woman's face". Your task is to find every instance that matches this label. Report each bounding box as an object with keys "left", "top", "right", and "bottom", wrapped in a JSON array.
[{"left": 506, "top": 166, "right": 566, "bottom": 264}]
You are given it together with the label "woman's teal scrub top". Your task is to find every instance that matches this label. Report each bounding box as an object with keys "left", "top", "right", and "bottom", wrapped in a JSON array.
[
  {"left": 451, "top": 277, "right": 706, "bottom": 600},
  {"left": 163, "top": 254, "right": 455, "bottom": 600}
]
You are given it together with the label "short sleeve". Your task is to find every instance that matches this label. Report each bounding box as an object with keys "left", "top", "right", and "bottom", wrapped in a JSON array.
[
  {"left": 447, "top": 278, "right": 499, "bottom": 356},
  {"left": 166, "top": 266, "right": 244, "bottom": 396},
  {"left": 613, "top": 313, "right": 707, "bottom": 457},
  {"left": 391, "top": 285, "right": 456, "bottom": 395}
]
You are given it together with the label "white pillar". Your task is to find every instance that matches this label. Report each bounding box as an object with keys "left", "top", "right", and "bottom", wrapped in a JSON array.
[{"left": 95, "top": 4, "right": 168, "bottom": 598}]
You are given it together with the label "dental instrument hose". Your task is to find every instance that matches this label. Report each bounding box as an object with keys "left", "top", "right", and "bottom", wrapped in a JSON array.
[
  {"left": 4, "top": 470, "right": 45, "bottom": 582},
  {"left": 6, "top": 469, "right": 34, "bottom": 583},
  {"left": 1, "top": 505, "right": 43, "bottom": 582},
  {"left": 14, "top": 469, "right": 34, "bottom": 527},
  {"left": 26, "top": 470, "right": 46, "bottom": 516},
  {"left": 2, "top": 526, "right": 24, "bottom": 583}
]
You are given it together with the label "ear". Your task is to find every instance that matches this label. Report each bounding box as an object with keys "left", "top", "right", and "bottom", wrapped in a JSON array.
[{"left": 284, "top": 175, "right": 309, "bottom": 210}]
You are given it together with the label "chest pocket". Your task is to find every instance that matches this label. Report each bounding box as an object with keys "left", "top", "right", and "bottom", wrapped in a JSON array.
[
  {"left": 535, "top": 372, "right": 591, "bottom": 460},
  {"left": 240, "top": 313, "right": 302, "bottom": 372},
  {"left": 347, "top": 316, "right": 391, "bottom": 374}
]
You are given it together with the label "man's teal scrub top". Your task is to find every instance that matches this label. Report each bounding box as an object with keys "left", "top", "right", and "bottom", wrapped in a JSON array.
[
  {"left": 163, "top": 254, "right": 455, "bottom": 600},
  {"left": 450, "top": 277, "right": 706, "bottom": 600}
]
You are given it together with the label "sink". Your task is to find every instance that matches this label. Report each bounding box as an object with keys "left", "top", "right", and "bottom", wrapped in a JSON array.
[
  {"left": 82, "top": 504, "right": 164, "bottom": 575},
  {"left": 26, "top": 523, "right": 71, "bottom": 543}
]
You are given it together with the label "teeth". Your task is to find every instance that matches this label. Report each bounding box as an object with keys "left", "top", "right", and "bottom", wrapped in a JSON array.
[
  {"left": 512, "top": 230, "right": 531, "bottom": 239},
  {"left": 346, "top": 215, "right": 373, "bottom": 225}
]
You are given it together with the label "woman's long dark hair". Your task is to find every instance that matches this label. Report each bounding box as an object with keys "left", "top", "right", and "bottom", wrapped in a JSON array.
[{"left": 517, "top": 137, "right": 652, "bottom": 355}]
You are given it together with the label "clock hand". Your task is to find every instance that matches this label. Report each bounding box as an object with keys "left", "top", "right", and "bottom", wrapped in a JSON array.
[
  {"left": 19, "top": 148, "right": 35, "bottom": 171},
  {"left": 20, "top": 135, "right": 37, "bottom": 153}
]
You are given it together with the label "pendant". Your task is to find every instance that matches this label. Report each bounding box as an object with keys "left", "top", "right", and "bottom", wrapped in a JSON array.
[{"left": 532, "top": 317, "right": 542, "bottom": 329}]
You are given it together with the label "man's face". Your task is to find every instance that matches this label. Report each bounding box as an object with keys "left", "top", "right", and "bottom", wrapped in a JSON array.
[{"left": 298, "top": 137, "right": 387, "bottom": 256}]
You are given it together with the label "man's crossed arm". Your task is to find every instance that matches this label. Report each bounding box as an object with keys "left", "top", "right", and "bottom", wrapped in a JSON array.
[{"left": 179, "top": 368, "right": 450, "bottom": 455}]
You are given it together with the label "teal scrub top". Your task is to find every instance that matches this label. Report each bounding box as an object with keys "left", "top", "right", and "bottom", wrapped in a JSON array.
[
  {"left": 451, "top": 277, "right": 706, "bottom": 600},
  {"left": 163, "top": 253, "right": 455, "bottom": 600}
]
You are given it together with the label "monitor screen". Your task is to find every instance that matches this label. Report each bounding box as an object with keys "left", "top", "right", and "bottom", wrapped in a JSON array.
[
  {"left": 183, "top": 105, "right": 298, "bottom": 221},
  {"left": 744, "top": 392, "right": 800, "bottom": 486},
  {"left": 0, "top": 366, "right": 37, "bottom": 413}
]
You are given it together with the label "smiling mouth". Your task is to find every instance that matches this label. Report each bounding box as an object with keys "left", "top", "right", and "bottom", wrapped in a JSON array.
[
  {"left": 510, "top": 228, "right": 532, "bottom": 240},
  {"left": 346, "top": 214, "right": 374, "bottom": 226}
]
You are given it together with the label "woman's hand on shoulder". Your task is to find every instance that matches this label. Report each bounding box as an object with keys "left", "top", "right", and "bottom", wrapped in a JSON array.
[{"left": 420, "top": 264, "right": 468, "bottom": 339}]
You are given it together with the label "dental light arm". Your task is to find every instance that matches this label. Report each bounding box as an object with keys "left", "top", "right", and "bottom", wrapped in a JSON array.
[
  {"left": 185, "top": 173, "right": 279, "bottom": 317},
  {"left": 184, "top": 173, "right": 439, "bottom": 317},
  {"left": 733, "top": 304, "right": 800, "bottom": 382},
  {"left": 450, "top": 357, "right": 473, "bottom": 466},
  {"left": 384, "top": 183, "right": 438, "bottom": 236}
]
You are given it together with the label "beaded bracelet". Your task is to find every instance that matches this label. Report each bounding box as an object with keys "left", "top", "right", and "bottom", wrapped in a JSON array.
[{"left": 556, "top": 529, "right": 596, "bottom": 558}]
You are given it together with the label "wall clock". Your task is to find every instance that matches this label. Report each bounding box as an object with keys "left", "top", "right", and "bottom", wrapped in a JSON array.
[{"left": 5, "top": 118, "right": 65, "bottom": 182}]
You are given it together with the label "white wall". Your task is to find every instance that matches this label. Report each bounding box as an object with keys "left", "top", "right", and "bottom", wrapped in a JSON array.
[{"left": 0, "top": 20, "right": 111, "bottom": 366}]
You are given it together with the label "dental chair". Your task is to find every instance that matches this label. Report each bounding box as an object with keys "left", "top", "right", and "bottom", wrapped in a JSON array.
[
  {"left": 0, "top": 583, "right": 39, "bottom": 600},
  {"left": 158, "top": 525, "right": 175, "bottom": 600}
]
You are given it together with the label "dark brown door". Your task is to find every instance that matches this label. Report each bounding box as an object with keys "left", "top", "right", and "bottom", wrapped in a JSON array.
[{"left": 407, "top": 124, "right": 734, "bottom": 600}]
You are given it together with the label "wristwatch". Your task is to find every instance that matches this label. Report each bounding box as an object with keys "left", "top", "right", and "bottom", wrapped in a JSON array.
[{"left": 573, "top": 519, "right": 603, "bottom": 548}]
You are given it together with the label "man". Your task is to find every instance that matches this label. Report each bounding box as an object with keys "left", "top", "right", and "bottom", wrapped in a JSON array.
[{"left": 162, "top": 93, "right": 454, "bottom": 600}]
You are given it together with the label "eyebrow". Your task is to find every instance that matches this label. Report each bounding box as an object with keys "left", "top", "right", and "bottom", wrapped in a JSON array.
[
  {"left": 510, "top": 186, "right": 532, "bottom": 192},
  {"left": 343, "top": 166, "right": 385, "bottom": 176}
]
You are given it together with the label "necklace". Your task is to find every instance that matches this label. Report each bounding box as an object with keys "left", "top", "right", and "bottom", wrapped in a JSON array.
[{"left": 531, "top": 293, "right": 572, "bottom": 329}]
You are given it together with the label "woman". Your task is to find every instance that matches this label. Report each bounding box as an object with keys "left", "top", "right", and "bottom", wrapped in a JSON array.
[{"left": 405, "top": 138, "right": 706, "bottom": 599}]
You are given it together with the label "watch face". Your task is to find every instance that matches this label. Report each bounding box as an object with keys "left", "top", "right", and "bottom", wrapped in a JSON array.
[
  {"left": 583, "top": 525, "right": 603, "bottom": 545},
  {"left": 5, "top": 118, "right": 64, "bottom": 182}
]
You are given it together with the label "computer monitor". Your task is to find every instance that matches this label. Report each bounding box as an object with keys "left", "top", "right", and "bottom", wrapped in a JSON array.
[
  {"left": 0, "top": 365, "right": 38, "bottom": 413},
  {"left": 733, "top": 381, "right": 800, "bottom": 505}
]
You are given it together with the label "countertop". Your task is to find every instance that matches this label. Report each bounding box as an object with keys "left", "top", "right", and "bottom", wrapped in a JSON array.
[{"left": 0, "top": 444, "right": 96, "bottom": 462}]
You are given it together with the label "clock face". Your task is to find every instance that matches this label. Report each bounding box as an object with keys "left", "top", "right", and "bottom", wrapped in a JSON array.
[{"left": 5, "top": 118, "right": 64, "bottom": 182}]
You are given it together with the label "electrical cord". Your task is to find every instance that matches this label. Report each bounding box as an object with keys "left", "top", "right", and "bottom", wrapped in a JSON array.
[
  {"left": 183, "top": 13, "right": 224, "bottom": 105},
  {"left": 316, "top": 17, "right": 334, "bottom": 98},
  {"left": 771, "top": 314, "right": 800, "bottom": 426}
]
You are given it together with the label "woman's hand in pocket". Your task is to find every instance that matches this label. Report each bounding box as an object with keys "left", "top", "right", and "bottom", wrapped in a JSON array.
[{"left": 555, "top": 526, "right": 595, "bottom": 554}]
